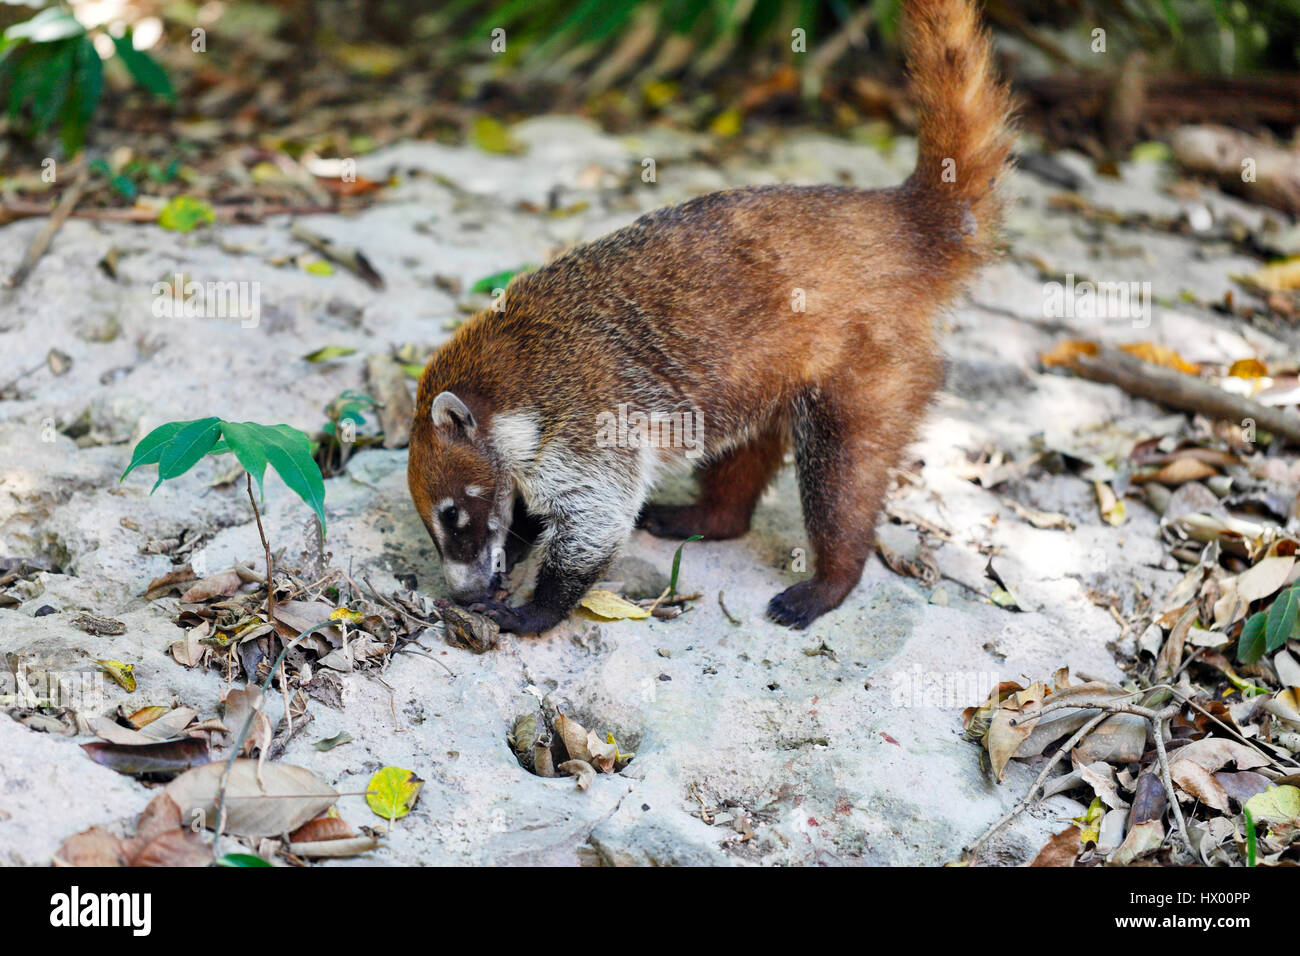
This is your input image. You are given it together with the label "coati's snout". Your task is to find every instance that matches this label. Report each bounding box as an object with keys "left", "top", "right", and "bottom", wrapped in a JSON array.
[{"left": 408, "top": 389, "right": 512, "bottom": 603}]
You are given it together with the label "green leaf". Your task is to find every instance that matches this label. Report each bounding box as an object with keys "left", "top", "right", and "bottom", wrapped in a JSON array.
[
  {"left": 668, "top": 535, "right": 702, "bottom": 600},
  {"left": 218, "top": 421, "right": 270, "bottom": 498},
  {"left": 29, "top": 38, "right": 73, "bottom": 135},
  {"left": 1237, "top": 611, "right": 1268, "bottom": 665},
  {"left": 216, "top": 853, "right": 271, "bottom": 867},
  {"left": 122, "top": 420, "right": 198, "bottom": 481},
  {"left": 1244, "top": 805, "right": 1256, "bottom": 867},
  {"left": 470, "top": 268, "right": 526, "bottom": 294},
  {"left": 254, "top": 423, "right": 327, "bottom": 533},
  {"left": 470, "top": 115, "right": 523, "bottom": 155},
  {"left": 303, "top": 345, "right": 356, "bottom": 363},
  {"left": 156, "top": 417, "right": 222, "bottom": 486},
  {"left": 110, "top": 30, "right": 174, "bottom": 101},
  {"left": 1265, "top": 586, "right": 1299, "bottom": 655},
  {"left": 59, "top": 35, "right": 101, "bottom": 154},
  {"left": 158, "top": 195, "right": 215, "bottom": 232}
]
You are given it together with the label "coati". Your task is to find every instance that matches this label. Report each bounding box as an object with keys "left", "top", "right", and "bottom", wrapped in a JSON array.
[{"left": 408, "top": 0, "right": 1014, "bottom": 635}]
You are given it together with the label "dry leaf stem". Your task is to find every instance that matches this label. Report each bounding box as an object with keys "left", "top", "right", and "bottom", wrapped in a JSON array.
[{"left": 213, "top": 618, "right": 338, "bottom": 858}]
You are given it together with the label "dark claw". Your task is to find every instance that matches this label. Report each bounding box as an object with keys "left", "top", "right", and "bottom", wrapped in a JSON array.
[
  {"left": 766, "top": 582, "right": 827, "bottom": 629},
  {"left": 469, "top": 599, "right": 539, "bottom": 634}
]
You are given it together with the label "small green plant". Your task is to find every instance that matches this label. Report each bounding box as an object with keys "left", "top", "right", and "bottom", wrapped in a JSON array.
[
  {"left": 1237, "top": 582, "right": 1300, "bottom": 665},
  {"left": 122, "top": 418, "right": 326, "bottom": 633},
  {"left": 667, "top": 535, "right": 702, "bottom": 601},
  {"left": 0, "top": 4, "right": 174, "bottom": 154},
  {"left": 316, "top": 390, "right": 381, "bottom": 477},
  {"left": 1244, "top": 805, "right": 1257, "bottom": 867}
]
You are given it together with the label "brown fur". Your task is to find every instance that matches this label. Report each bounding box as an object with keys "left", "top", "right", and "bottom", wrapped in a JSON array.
[{"left": 409, "top": 0, "right": 1014, "bottom": 633}]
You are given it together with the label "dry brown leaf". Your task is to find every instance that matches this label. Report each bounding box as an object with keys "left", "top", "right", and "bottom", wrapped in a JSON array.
[
  {"left": 1029, "top": 826, "right": 1080, "bottom": 867},
  {"left": 557, "top": 759, "right": 596, "bottom": 790},
  {"left": 1111, "top": 819, "right": 1165, "bottom": 865},
  {"left": 1238, "top": 556, "right": 1296, "bottom": 604},
  {"left": 586, "top": 732, "right": 618, "bottom": 773},
  {"left": 987, "top": 682, "right": 1046, "bottom": 781},
  {"left": 166, "top": 759, "right": 338, "bottom": 838},
  {"left": 53, "top": 827, "right": 129, "bottom": 866},
  {"left": 180, "top": 571, "right": 243, "bottom": 604},
  {"left": 1169, "top": 737, "right": 1271, "bottom": 773},
  {"left": 143, "top": 564, "right": 197, "bottom": 600},
  {"left": 1133, "top": 457, "right": 1219, "bottom": 486},
  {"left": 131, "top": 828, "right": 214, "bottom": 867},
  {"left": 290, "top": 813, "right": 355, "bottom": 843},
  {"left": 1170, "top": 760, "right": 1231, "bottom": 812},
  {"left": 555, "top": 713, "right": 592, "bottom": 764}
]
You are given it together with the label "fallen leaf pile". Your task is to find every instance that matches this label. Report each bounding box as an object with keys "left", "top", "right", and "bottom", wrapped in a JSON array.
[
  {"left": 56, "top": 758, "right": 378, "bottom": 866},
  {"left": 508, "top": 710, "right": 634, "bottom": 789},
  {"left": 964, "top": 668, "right": 1300, "bottom": 866}
]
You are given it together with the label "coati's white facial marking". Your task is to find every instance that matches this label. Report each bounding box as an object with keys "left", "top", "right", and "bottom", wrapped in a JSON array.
[
  {"left": 441, "top": 557, "right": 491, "bottom": 601},
  {"left": 465, "top": 484, "right": 485, "bottom": 498}
]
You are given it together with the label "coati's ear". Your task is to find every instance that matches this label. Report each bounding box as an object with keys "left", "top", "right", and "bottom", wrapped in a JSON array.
[{"left": 431, "top": 391, "right": 477, "bottom": 440}]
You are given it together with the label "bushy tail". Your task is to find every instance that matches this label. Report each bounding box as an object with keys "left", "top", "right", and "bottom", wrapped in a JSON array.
[{"left": 902, "top": 0, "right": 1015, "bottom": 263}]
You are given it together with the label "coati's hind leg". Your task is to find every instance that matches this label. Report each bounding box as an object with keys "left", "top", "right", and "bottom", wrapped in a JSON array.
[
  {"left": 767, "top": 369, "right": 934, "bottom": 629},
  {"left": 638, "top": 426, "right": 786, "bottom": 540}
]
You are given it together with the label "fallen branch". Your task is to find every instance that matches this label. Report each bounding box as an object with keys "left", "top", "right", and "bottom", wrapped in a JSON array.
[
  {"left": 0, "top": 200, "right": 339, "bottom": 228},
  {"left": 4, "top": 159, "right": 89, "bottom": 289},
  {"left": 290, "top": 222, "right": 384, "bottom": 289},
  {"left": 1064, "top": 347, "right": 1300, "bottom": 446}
]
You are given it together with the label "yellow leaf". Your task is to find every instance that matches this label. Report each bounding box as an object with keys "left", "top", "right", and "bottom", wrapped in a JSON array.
[
  {"left": 1073, "top": 797, "right": 1104, "bottom": 845},
  {"left": 1039, "top": 339, "right": 1098, "bottom": 368},
  {"left": 365, "top": 767, "right": 423, "bottom": 823},
  {"left": 303, "top": 259, "right": 334, "bottom": 276},
  {"left": 1228, "top": 358, "right": 1268, "bottom": 379},
  {"left": 1119, "top": 342, "right": 1201, "bottom": 375},
  {"left": 1243, "top": 785, "right": 1300, "bottom": 826},
  {"left": 578, "top": 589, "right": 650, "bottom": 620},
  {"left": 96, "top": 660, "right": 136, "bottom": 692},
  {"left": 471, "top": 116, "right": 524, "bottom": 155},
  {"left": 1094, "top": 481, "right": 1126, "bottom": 526},
  {"left": 126, "top": 705, "right": 169, "bottom": 729},
  {"left": 1243, "top": 257, "right": 1300, "bottom": 293},
  {"left": 709, "top": 108, "right": 743, "bottom": 139},
  {"left": 330, "top": 607, "right": 365, "bottom": 623}
]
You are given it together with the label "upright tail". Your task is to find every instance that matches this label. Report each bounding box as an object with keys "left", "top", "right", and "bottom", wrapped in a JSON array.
[{"left": 901, "top": 0, "right": 1015, "bottom": 265}]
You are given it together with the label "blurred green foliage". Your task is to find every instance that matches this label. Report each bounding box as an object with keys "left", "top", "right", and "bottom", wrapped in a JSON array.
[{"left": 0, "top": 1, "right": 172, "bottom": 154}]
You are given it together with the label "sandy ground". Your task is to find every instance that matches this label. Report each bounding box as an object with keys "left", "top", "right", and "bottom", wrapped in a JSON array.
[{"left": 1, "top": 116, "right": 1294, "bottom": 865}]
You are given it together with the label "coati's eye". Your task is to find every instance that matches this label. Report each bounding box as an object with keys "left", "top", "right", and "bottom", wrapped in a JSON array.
[{"left": 439, "top": 502, "right": 459, "bottom": 528}]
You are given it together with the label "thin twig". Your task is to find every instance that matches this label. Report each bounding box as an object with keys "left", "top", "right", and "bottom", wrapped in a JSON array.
[
  {"left": 966, "top": 711, "right": 1110, "bottom": 863},
  {"left": 212, "top": 618, "right": 336, "bottom": 859},
  {"left": 1008, "top": 696, "right": 1193, "bottom": 852},
  {"left": 4, "top": 157, "right": 89, "bottom": 289},
  {"left": 718, "top": 591, "right": 741, "bottom": 626}
]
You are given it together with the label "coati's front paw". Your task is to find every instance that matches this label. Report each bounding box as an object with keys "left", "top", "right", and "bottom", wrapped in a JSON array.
[
  {"left": 638, "top": 504, "right": 747, "bottom": 540},
  {"left": 469, "top": 600, "right": 551, "bottom": 635},
  {"left": 766, "top": 581, "right": 838, "bottom": 629}
]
